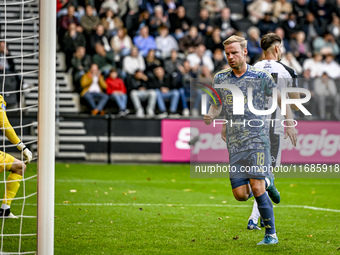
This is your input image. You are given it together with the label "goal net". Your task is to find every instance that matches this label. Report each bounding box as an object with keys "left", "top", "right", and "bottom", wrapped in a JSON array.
[{"left": 0, "top": 0, "right": 55, "bottom": 253}]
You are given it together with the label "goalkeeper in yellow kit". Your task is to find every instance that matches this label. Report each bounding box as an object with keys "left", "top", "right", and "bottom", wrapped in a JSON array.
[{"left": 0, "top": 95, "right": 32, "bottom": 218}]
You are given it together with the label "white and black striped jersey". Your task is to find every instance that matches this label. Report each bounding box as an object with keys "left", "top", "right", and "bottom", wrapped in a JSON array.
[{"left": 254, "top": 60, "right": 298, "bottom": 135}]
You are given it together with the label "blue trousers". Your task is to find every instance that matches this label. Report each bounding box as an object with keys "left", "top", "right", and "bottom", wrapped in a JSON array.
[
  {"left": 83, "top": 92, "right": 109, "bottom": 111},
  {"left": 156, "top": 89, "right": 180, "bottom": 113},
  {"left": 179, "top": 88, "right": 202, "bottom": 110},
  {"left": 110, "top": 93, "right": 127, "bottom": 111}
]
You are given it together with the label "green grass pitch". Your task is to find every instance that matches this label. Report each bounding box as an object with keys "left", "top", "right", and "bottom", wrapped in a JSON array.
[{"left": 1, "top": 163, "right": 340, "bottom": 254}]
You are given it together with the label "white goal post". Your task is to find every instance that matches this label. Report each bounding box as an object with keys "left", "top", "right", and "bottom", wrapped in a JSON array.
[{"left": 37, "top": 0, "right": 56, "bottom": 254}]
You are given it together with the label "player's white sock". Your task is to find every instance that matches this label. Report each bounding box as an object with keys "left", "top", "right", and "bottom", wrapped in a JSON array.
[
  {"left": 267, "top": 233, "right": 277, "bottom": 238},
  {"left": 1, "top": 204, "right": 10, "bottom": 210},
  {"left": 249, "top": 199, "right": 260, "bottom": 224}
]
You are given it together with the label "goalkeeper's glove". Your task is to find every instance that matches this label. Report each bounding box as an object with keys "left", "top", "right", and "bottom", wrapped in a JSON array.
[{"left": 16, "top": 142, "right": 33, "bottom": 164}]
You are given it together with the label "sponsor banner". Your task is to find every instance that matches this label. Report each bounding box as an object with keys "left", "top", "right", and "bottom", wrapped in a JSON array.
[{"left": 161, "top": 120, "right": 340, "bottom": 163}]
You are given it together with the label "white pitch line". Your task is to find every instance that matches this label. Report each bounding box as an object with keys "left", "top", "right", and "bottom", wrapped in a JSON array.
[
  {"left": 54, "top": 179, "right": 340, "bottom": 185},
  {"left": 23, "top": 203, "right": 340, "bottom": 213}
]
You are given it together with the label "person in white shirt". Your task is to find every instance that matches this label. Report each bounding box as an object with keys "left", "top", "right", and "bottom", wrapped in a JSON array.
[
  {"left": 155, "top": 26, "right": 179, "bottom": 59},
  {"left": 187, "top": 44, "right": 214, "bottom": 73},
  {"left": 313, "top": 72, "right": 340, "bottom": 120},
  {"left": 302, "top": 52, "right": 323, "bottom": 78},
  {"left": 280, "top": 52, "right": 302, "bottom": 75},
  {"left": 320, "top": 54, "right": 340, "bottom": 79},
  {"left": 122, "top": 46, "right": 146, "bottom": 75}
]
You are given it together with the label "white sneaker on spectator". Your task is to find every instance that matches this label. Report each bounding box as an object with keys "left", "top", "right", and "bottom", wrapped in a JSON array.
[
  {"left": 191, "top": 108, "right": 199, "bottom": 117},
  {"left": 169, "top": 113, "right": 180, "bottom": 118},
  {"left": 182, "top": 108, "right": 190, "bottom": 117},
  {"left": 158, "top": 112, "right": 168, "bottom": 118},
  {"left": 119, "top": 110, "right": 127, "bottom": 117},
  {"left": 146, "top": 108, "right": 155, "bottom": 117},
  {"left": 136, "top": 108, "right": 145, "bottom": 118}
]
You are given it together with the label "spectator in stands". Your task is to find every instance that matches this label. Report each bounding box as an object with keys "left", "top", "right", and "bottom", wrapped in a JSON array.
[
  {"left": 313, "top": 72, "right": 340, "bottom": 120},
  {"left": 327, "top": 15, "right": 340, "bottom": 45},
  {"left": 122, "top": 46, "right": 146, "bottom": 75},
  {"left": 290, "top": 31, "right": 312, "bottom": 65},
  {"left": 281, "top": 13, "right": 301, "bottom": 39},
  {"left": 187, "top": 44, "right": 214, "bottom": 74},
  {"left": 127, "top": 70, "right": 157, "bottom": 118},
  {"left": 300, "top": 69, "right": 316, "bottom": 118},
  {"left": 163, "top": 0, "right": 178, "bottom": 14},
  {"left": 281, "top": 52, "right": 303, "bottom": 75},
  {"left": 81, "top": 5, "right": 101, "bottom": 44},
  {"left": 275, "top": 27, "right": 291, "bottom": 54},
  {"left": 0, "top": 41, "right": 15, "bottom": 73},
  {"left": 179, "top": 26, "right": 204, "bottom": 54},
  {"left": 99, "top": 0, "right": 119, "bottom": 15},
  {"left": 213, "top": 7, "right": 236, "bottom": 40},
  {"left": 57, "top": 0, "right": 87, "bottom": 19},
  {"left": 71, "top": 46, "right": 92, "bottom": 92},
  {"left": 169, "top": 5, "right": 192, "bottom": 40},
  {"left": 257, "top": 12, "right": 277, "bottom": 36},
  {"left": 149, "top": 5, "right": 170, "bottom": 36},
  {"left": 137, "top": 11, "right": 151, "bottom": 35},
  {"left": 90, "top": 24, "right": 111, "bottom": 52},
  {"left": 133, "top": 25, "right": 157, "bottom": 57},
  {"left": 333, "top": 0, "right": 340, "bottom": 18},
  {"left": 155, "top": 26, "right": 179, "bottom": 59},
  {"left": 105, "top": 68, "right": 129, "bottom": 116},
  {"left": 93, "top": 43, "right": 115, "bottom": 76},
  {"left": 200, "top": 0, "right": 225, "bottom": 18},
  {"left": 292, "top": 0, "right": 309, "bottom": 24},
  {"left": 151, "top": 66, "right": 180, "bottom": 118},
  {"left": 320, "top": 54, "right": 340, "bottom": 80},
  {"left": 195, "top": 8, "right": 213, "bottom": 38},
  {"left": 177, "top": 59, "right": 199, "bottom": 117},
  {"left": 212, "top": 48, "right": 228, "bottom": 73},
  {"left": 145, "top": 49, "right": 162, "bottom": 74},
  {"left": 0, "top": 41, "right": 22, "bottom": 106},
  {"left": 58, "top": 5, "right": 80, "bottom": 45},
  {"left": 272, "top": 0, "right": 292, "bottom": 22},
  {"left": 164, "top": 49, "right": 184, "bottom": 75},
  {"left": 309, "top": 0, "right": 332, "bottom": 33},
  {"left": 313, "top": 33, "right": 340, "bottom": 57},
  {"left": 110, "top": 28, "right": 133, "bottom": 58},
  {"left": 62, "top": 23, "right": 86, "bottom": 70},
  {"left": 118, "top": 0, "right": 139, "bottom": 36},
  {"left": 101, "top": 9, "right": 123, "bottom": 39},
  {"left": 199, "top": 65, "right": 213, "bottom": 80},
  {"left": 302, "top": 52, "right": 323, "bottom": 78},
  {"left": 302, "top": 12, "right": 322, "bottom": 44},
  {"left": 205, "top": 28, "right": 224, "bottom": 54},
  {"left": 247, "top": 0, "right": 273, "bottom": 25},
  {"left": 247, "top": 27, "right": 262, "bottom": 64},
  {"left": 80, "top": 63, "right": 109, "bottom": 116}
]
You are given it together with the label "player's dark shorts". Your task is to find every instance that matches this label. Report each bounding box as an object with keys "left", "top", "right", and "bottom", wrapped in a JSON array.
[{"left": 229, "top": 149, "right": 272, "bottom": 189}]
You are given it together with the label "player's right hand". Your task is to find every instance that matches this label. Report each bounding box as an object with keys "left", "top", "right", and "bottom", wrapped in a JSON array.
[
  {"left": 17, "top": 142, "right": 33, "bottom": 164},
  {"left": 203, "top": 114, "right": 214, "bottom": 125},
  {"left": 23, "top": 148, "right": 33, "bottom": 164}
]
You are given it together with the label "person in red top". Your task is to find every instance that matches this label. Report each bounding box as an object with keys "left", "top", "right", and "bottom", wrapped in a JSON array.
[{"left": 106, "top": 69, "right": 129, "bottom": 116}]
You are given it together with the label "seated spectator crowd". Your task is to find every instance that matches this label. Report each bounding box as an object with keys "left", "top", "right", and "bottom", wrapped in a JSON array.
[{"left": 57, "top": 0, "right": 340, "bottom": 120}]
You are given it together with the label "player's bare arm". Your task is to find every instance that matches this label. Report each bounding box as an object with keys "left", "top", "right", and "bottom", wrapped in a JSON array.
[
  {"left": 221, "top": 123, "right": 227, "bottom": 142},
  {"left": 288, "top": 92, "right": 301, "bottom": 111},
  {"left": 276, "top": 90, "right": 297, "bottom": 147},
  {"left": 204, "top": 105, "right": 222, "bottom": 125}
]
